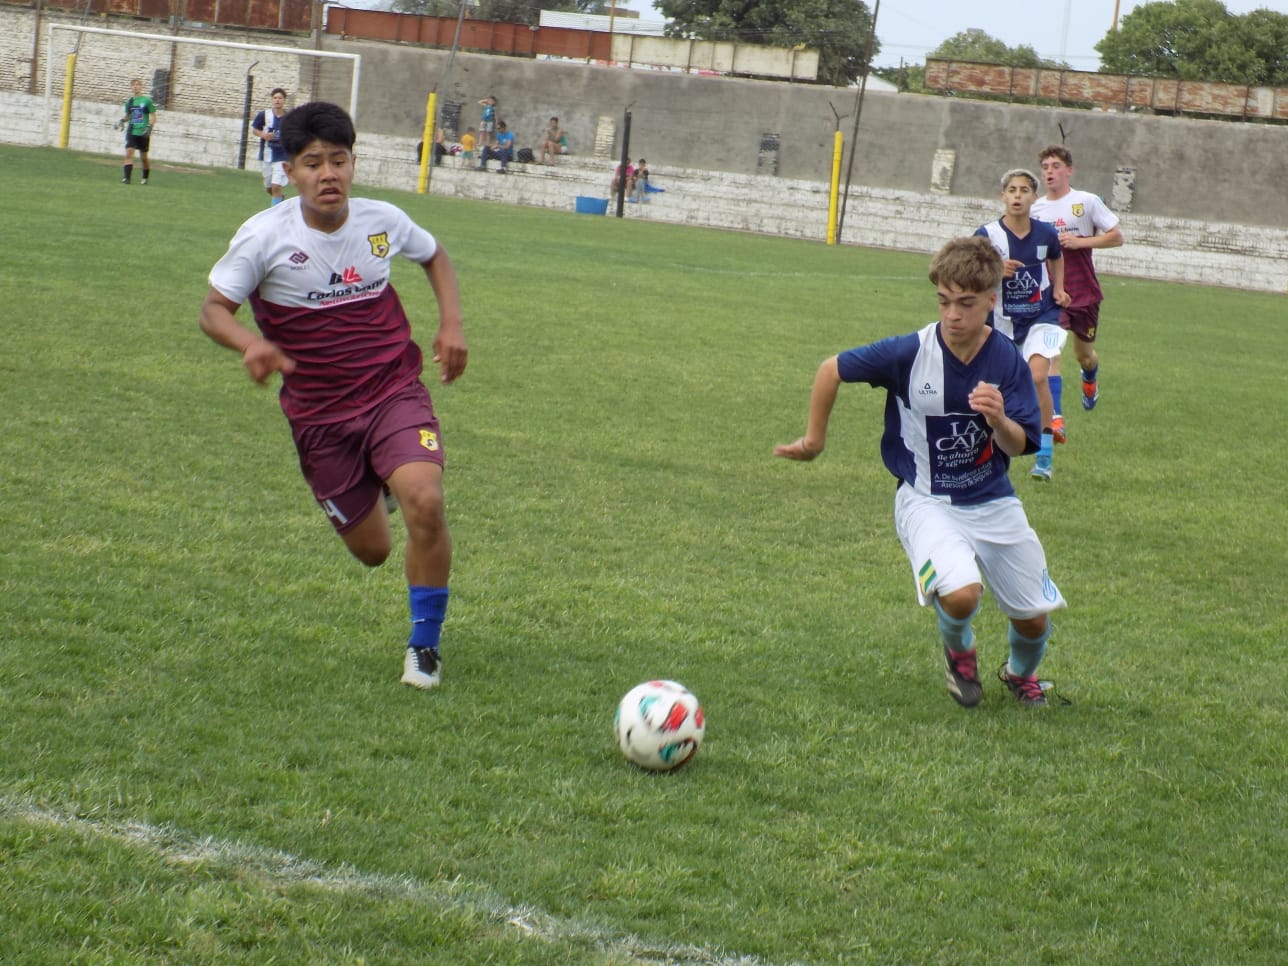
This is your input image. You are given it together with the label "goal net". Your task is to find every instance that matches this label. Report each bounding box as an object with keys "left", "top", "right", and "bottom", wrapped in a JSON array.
[{"left": 45, "top": 24, "right": 359, "bottom": 166}]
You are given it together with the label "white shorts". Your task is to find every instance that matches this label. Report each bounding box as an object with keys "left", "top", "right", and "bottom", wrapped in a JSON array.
[
  {"left": 1020, "top": 322, "right": 1067, "bottom": 362},
  {"left": 262, "top": 160, "right": 288, "bottom": 189},
  {"left": 893, "top": 484, "right": 1066, "bottom": 619}
]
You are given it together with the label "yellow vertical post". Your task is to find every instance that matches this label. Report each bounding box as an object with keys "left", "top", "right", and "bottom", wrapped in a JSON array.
[
  {"left": 417, "top": 91, "right": 437, "bottom": 194},
  {"left": 58, "top": 53, "right": 76, "bottom": 149},
  {"left": 826, "top": 129, "right": 843, "bottom": 245}
]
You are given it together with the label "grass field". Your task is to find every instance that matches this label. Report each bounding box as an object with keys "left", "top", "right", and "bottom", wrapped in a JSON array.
[{"left": 1, "top": 144, "right": 1284, "bottom": 964}]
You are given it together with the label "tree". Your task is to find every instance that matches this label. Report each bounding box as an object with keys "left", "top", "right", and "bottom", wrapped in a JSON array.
[
  {"left": 1095, "top": 0, "right": 1288, "bottom": 84},
  {"left": 655, "top": 0, "right": 879, "bottom": 87},
  {"left": 1217, "top": 9, "right": 1288, "bottom": 85},
  {"left": 878, "top": 28, "right": 1065, "bottom": 92},
  {"left": 928, "top": 28, "right": 1065, "bottom": 69}
]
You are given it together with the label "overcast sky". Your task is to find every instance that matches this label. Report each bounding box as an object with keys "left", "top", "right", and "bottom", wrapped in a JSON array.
[{"left": 619, "top": 0, "right": 1288, "bottom": 72}]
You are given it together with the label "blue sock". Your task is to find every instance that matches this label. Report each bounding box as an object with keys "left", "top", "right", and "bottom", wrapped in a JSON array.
[
  {"left": 934, "top": 597, "right": 977, "bottom": 653},
  {"left": 1039, "top": 432, "right": 1053, "bottom": 457},
  {"left": 271, "top": 195, "right": 284, "bottom": 206},
  {"left": 1007, "top": 622, "right": 1051, "bottom": 677},
  {"left": 409, "top": 585, "right": 449, "bottom": 652},
  {"left": 1081, "top": 364, "right": 1098, "bottom": 384},
  {"left": 1049, "top": 375, "right": 1063, "bottom": 416}
]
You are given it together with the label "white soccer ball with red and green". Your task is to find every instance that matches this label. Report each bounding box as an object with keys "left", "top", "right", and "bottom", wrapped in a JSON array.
[{"left": 614, "top": 680, "right": 705, "bottom": 771}]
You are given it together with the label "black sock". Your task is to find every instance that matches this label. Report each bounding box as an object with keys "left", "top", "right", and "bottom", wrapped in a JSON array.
[{"left": 123, "top": 164, "right": 132, "bottom": 181}]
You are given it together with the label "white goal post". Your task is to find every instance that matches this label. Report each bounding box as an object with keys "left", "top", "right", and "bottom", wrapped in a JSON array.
[{"left": 44, "top": 24, "right": 360, "bottom": 163}]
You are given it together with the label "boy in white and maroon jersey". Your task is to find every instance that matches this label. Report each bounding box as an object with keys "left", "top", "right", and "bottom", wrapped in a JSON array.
[
  {"left": 200, "top": 101, "right": 468, "bottom": 692},
  {"left": 1031, "top": 144, "right": 1124, "bottom": 437}
]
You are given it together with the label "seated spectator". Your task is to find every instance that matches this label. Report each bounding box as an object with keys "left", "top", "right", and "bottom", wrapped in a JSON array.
[
  {"left": 540, "top": 116, "right": 565, "bottom": 164},
  {"left": 433, "top": 128, "right": 449, "bottom": 166},
  {"left": 630, "top": 158, "right": 651, "bottom": 203},
  {"left": 611, "top": 158, "right": 634, "bottom": 195},
  {"left": 479, "top": 121, "right": 515, "bottom": 173},
  {"left": 418, "top": 128, "right": 449, "bottom": 167}
]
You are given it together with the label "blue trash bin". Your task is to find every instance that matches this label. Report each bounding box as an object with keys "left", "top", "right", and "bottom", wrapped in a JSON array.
[{"left": 575, "top": 196, "right": 609, "bottom": 215}]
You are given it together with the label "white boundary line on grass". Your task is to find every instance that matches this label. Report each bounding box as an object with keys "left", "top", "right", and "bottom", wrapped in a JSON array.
[
  {"left": 676, "top": 268, "right": 925, "bottom": 281},
  {"left": 3, "top": 795, "right": 787, "bottom": 966}
]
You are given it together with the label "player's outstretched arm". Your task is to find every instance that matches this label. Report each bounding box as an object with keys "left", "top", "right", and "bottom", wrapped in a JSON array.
[
  {"left": 199, "top": 288, "right": 295, "bottom": 384},
  {"left": 774, "top": 356, "right": 842, "bottom": 461},
  {"left": 422, "top": 248, "right": 467, "bottom": 385}
]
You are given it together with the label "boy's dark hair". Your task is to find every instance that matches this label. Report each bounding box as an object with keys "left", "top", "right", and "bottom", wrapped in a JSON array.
[
  {"left": 280, "top": 102, "right": 356, "bottom": 160},
  {"left": 271, "top": 87, "right": 287, "bottom": 98},
  {"left": 1039, "top": 144, "right": 1073, "bottom": 167}
]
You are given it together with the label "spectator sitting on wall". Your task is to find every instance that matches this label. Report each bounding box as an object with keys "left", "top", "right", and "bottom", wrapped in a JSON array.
[
  {"left": 416, "top": 128, "right": 449, "bottom": 167},
  {"left": 629, "top": 158, "right": 651, "bottom": 203},
  {"left": 611, "top": 158, "right": 634, "bottom": 195},
  {"left": 479, "top": 121, "right": 515, "bottom": 173},
  {"left": 540, "top": 116, "right": 565, "bottom": 164}
]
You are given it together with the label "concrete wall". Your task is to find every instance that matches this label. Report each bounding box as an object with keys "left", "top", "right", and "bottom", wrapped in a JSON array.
[
  {"left": 4, "top": 5, "right": 1287, "bottom": 230},
  {"left": 322, "top": 37, "right": 1288, "bottom": 231},
  {"left": 3, "top": 7, "right": 1286, "bottom": 293},
  {"left": 7, "top": 85, "right": 1285, "bottom": 294}
]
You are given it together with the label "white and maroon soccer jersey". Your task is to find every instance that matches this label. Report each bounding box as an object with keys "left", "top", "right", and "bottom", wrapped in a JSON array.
[
  {"left": 1031, "top": 189, "right": 1119, "bottom": 309},
  {"left": 209, "top": 197, "right": 438, "bottom": 426},
  {"left": 836, "top": 322, "right": 1041, "bottom": 505}
]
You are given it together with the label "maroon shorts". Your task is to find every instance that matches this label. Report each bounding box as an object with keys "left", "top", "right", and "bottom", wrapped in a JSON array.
[
  {"left": 1060, "top": 304, "right": 1100, "bottom": 342},
  {"left": 291, "top": 381, "right": 444, "bottom": 533}
]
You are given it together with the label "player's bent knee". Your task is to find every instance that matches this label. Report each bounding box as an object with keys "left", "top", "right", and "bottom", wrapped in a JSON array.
[
  {"left": 347, "top": 540, "right": 391, "bottom": 567},
  {"left": 937, "top": 584, "right": 982, "bottom": 619},
  {"left": 340, "top": 521, "right": 393, "bottom": 567},
  {"left": 1011, "top": 614, "right": 1048, "bottom": 639}
]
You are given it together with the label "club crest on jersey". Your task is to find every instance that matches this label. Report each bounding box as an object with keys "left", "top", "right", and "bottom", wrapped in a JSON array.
[
  {"left": 1071, "top": 203, "right": 1085, "bottom": 217},
  {"left": 368, "top": 232, "right": 391, "bottom": 258}
]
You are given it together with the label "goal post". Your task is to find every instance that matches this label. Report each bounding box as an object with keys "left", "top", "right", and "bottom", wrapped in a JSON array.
[{"left": 44, "top": 24, "right": 360, "bottom": 162}]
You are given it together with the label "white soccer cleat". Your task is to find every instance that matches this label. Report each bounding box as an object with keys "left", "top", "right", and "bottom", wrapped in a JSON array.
[{"left": 401, "top": 646, "right": 440, "bottom": 689}]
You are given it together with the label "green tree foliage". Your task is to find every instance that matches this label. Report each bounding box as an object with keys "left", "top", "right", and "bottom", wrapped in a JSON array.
[
  {"left": 655, "top": 0, "right": 879, "bottom": 87},
  {"left": 877, "top": 29, "right": 1063, "bottom": 93},
  {"left": 1096, "top": 0, "right": 1288, "bottom": 85},
  {"left": 928, "top": 28, "right": 1063, "bottom": 68}
]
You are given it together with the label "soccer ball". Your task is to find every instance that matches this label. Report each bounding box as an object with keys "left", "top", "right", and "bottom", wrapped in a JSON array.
[{"left": 614, "top": 680, "right": 705, "bottom": 771}]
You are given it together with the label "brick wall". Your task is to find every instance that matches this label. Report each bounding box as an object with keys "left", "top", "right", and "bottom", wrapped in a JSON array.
[{"left": 925, "top": 59, "right": 1288, "bottom": 122}]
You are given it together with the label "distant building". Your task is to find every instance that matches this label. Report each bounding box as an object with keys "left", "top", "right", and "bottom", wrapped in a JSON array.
[{"left": 538, "top": 10, "right": 667, "bottom": 37}]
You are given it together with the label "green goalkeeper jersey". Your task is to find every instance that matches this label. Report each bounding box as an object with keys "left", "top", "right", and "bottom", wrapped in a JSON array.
[{"left": 123, "top": 94, "right": 156, "bottom": 135}]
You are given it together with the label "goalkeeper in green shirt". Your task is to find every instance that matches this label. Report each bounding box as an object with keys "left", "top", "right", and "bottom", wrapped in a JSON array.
[{"left": 118, "top": 78, "right": 156, "bottom": 184}]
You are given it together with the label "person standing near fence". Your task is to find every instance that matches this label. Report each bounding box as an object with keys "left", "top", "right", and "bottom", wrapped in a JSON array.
[
  {"left": 478, "top": 95, "right": 497, "bottom": 148},
  {"left": 118, "top": 78, "right": 156, "bottom": 185}
]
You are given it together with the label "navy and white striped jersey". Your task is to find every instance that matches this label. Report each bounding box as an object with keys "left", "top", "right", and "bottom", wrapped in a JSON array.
[{"left": 837, "top": 322, "right": 1041, "bottom": 505}]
